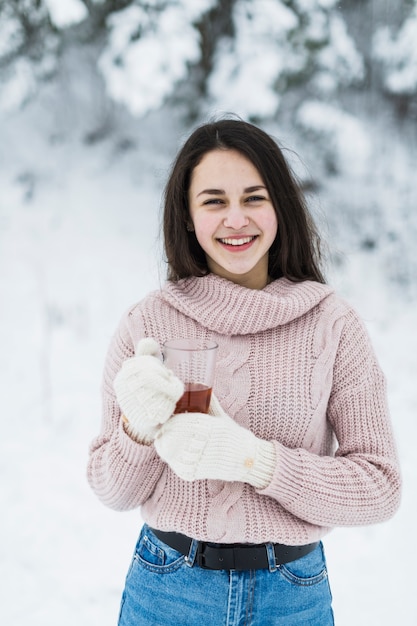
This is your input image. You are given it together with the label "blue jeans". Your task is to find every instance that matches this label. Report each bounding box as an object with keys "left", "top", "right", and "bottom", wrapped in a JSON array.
[{"left": 118, "top": 525, "right": 334, "bottom": 625}]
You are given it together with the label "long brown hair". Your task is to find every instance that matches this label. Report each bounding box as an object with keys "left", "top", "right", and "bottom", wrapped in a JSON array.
[{"left": 163, "top": 118, "right": 325, "bottom": 284}]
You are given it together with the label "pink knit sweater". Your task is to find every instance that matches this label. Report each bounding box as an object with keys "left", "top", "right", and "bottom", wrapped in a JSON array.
[{"left": 87, "top": 274, "right": 401, "bottom": 545}]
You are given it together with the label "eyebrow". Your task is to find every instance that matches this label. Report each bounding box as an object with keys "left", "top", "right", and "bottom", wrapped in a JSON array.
[{"left": 196, "top": 185, "right": 267, "bottom": 197}]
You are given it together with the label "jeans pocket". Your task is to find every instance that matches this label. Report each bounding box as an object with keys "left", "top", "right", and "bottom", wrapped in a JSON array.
[
  {"left": 135, "top": 526, "right": 186, "bottom": 574},
  {"left": 278, "top": 542, "right": 328, "bottom": 587}
]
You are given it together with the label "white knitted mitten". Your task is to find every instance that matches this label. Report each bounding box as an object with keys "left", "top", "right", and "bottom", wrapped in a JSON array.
[
  {"left": 114, "top": 338, "right": 184, "bottom": 444},
  {"left": 154, "top": 394, "right": 276, "bottom": 488}
]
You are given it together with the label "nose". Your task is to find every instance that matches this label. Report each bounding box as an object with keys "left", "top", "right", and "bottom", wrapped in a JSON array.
[{"left": 223, "top": 203, "right": 250, "bottom": 229}]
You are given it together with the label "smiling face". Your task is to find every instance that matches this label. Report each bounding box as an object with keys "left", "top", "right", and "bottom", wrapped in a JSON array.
[{"left": 188, "top": 149, "right": 278, "bottom": 289}]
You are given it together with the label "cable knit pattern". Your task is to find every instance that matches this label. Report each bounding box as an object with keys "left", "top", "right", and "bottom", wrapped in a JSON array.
[
  {"left": 87, "top": 274, "right": 401, "bottom": 545},
  {"left": 205, "top": 335, "right": 251, "bottom": 540}
]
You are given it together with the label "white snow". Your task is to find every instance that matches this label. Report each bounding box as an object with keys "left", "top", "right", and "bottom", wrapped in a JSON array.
[
  {"left": 44, "top": 0, "right": 88, "bottom": 28},
  {"left": 0, "top": 67, "right": 416, "bottom": 626},
  {"left": 0, "top": 58, "right": 37, "bottom": 112},
  {"left": 316, "top": 14, "right": 365, "bottom": 88},
  {"left": 207, "top": 0, "right": 297, "bottom": 118},
  {"left": 296, "top": 101, "right": 372, "bottom": 177},
  {"left": 207, "top": 0, "right": 365, "bottom": 118},
  {"left": 99, "top": 0, "right": 216, "bottom": 116},
  {"left": 0, "top": 6, "right": 24, "bottom": 58},
  {"left": 0, "top": 3, "right": 59, "bottom": 114},
  {"left": 373, "top": 7, "right": 417, "bottom": 95}
]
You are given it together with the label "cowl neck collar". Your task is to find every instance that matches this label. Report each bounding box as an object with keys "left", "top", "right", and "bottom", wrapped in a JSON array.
[{"left": 160, "top": 274, "right": 333, "bottom": 335}]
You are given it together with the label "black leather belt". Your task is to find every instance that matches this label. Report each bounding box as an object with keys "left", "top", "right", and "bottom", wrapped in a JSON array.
[{"left": 150, "top": 528, "right": 319, "bottom": 571}]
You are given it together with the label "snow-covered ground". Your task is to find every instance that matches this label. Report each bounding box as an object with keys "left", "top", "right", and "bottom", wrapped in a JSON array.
[{"left": 0, "top": 93, "right": 415, "bottom": 625}]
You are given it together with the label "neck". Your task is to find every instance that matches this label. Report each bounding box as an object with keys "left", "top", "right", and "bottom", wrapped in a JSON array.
[
  {"left": 207, "top": 258, "right": 270, "bottom": 290},
  {"left": 210, "top": 271, "right": 269, "bottom": 290}
]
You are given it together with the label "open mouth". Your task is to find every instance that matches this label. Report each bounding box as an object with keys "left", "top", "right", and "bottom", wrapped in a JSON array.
[{"left": 217, "top": 236, "right": 258, "bottom": 247}]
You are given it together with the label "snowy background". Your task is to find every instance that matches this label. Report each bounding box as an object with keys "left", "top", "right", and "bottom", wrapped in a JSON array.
[{"left": 1, "top": 1, "right": 416, "bottom": 624}]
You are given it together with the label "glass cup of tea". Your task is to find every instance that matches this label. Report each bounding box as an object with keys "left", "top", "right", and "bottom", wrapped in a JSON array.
[{"left": 163, "top": 339, "right": 218, "bottom": 414}]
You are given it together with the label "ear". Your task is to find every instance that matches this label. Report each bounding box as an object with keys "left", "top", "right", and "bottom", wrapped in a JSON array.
[{"left": 186, "top": 222, "right": 195, "bottom": 232}]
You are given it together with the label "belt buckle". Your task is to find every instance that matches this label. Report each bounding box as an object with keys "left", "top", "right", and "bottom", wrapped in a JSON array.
[
  {"left": 196, "top": 543, "right": 236, "bottom": 570},
  {"left": 196, "top": 542, "right": 270, "bottom": 571}
]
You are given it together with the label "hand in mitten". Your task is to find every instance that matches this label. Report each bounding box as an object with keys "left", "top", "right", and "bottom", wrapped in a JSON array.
[
  {"left": 114, "top": 338, "right": 184, "bottom": 444},
  {"left": 154, "top": 394, "right": 276, "bottom": 488}
]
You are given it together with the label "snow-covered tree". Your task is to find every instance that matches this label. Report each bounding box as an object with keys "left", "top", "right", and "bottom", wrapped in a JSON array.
[
  {"left": 0, "top": 0, "right": 414, "bottom": 127},
  {"left": 373, "top": 1, "right": 417, "bottom": 106},
  {"left": 207, "top": 0, "right": 365, "bottom": 120},
  {"left": 0, "top": 0, "right": 58, "bottom": 112},
  {"left": 98, "top": 0, "right": 218, "bottom": 117},
  {"left": 96, "top": 0, "right": 365, "bottom": 120}
]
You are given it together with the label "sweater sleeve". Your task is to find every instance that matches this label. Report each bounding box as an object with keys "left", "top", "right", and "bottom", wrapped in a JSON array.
[
  {"left": 87, "top": 308, "right": 166, "bottom": 511},
  {"left": 259, "top": 309, "right": 401, "bottom": 527}
]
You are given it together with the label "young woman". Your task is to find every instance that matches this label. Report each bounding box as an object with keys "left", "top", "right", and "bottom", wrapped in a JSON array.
[{"left": 87, "top": 119, "right": 401, "bottom": 625}]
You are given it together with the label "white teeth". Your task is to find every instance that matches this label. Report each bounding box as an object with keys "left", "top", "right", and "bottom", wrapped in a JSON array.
[{"left": 219, "top": 236, "right": 255, "bottom": 246}]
